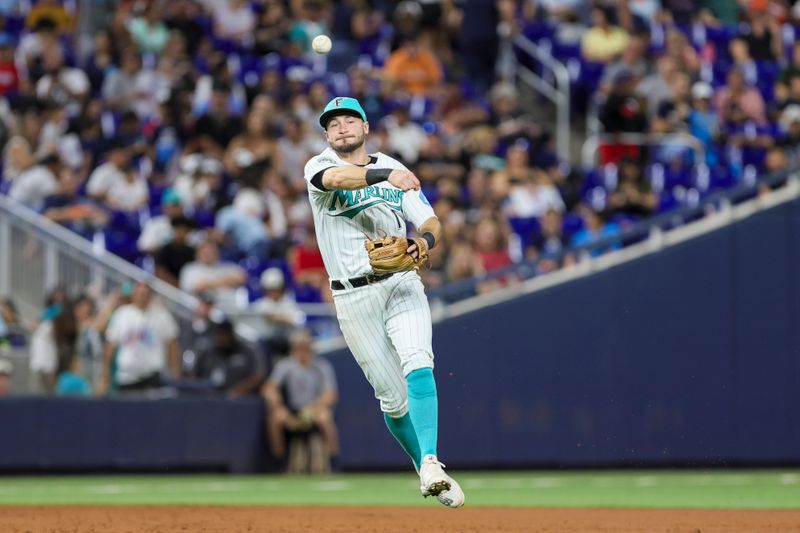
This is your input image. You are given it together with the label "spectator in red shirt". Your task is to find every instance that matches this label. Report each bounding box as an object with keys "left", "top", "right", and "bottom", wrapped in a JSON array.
[{"left": 0, "top": 33, "right": 18, "bottom": 96}]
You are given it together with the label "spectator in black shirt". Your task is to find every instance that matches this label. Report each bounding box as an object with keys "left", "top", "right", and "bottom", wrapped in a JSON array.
[
  {"left": 189, "top": 82, "right": 244, "bottom": 159},
  {"left": 195, "top": 320, "right": 264, "bottom": 398},
  {"left": 601, "top": 71, "right": 648, "bottom": 134},
  {"left": 155, "top": 216, "right": 196, "bottom": 288}
]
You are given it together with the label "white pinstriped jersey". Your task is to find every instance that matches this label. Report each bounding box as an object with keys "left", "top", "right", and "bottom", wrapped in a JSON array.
[{"left": 304, "top": 148, "right": 435, "bottom": 281}]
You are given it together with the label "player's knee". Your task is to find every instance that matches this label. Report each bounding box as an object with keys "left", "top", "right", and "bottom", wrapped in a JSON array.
[
  {"left": 380, "top": 398, "right": 408, "bottom": 419},
  {"left": 401, "top": 357, "right": 433, "bottom": 378}
]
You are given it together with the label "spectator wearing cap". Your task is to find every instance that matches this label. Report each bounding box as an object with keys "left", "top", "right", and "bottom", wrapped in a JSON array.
[
  {"left": 687, "top": 81, "right": 720, "bottom": 167},
  {"left": 8, "top": 151, "right": 60, "bottom": 211},
  {"left": 128, "top": 3, "right": 170, "bottom": 55},
  {"left": 600, "top": 70, "right": 648, "bottom": 165},
  {"left": 580, "top": 7, "right": 630, "bottom": 64},
  {"left": 262, "top": 328, "right": 339, "bottom": 461},
  {"left": 102, "top": 281, "right": 180, "bottom": 393},
  {"left": 251, "top": 268, "right": 304, "bottom": 356},
  {"left": 382, "top": 32, "right": 444, "bottom": 97},
  {"left": 86, "top": 141, "right": 130, "bottom": 203},
  {"left": 179, "top": 239, "right": 247, "bottom": 312},
  {"left": 138, "top": 188, "right": 188, "bottom": 254},
  {"left": 0, "top": 33, "right": 19, "bottom": 96},
  {"left": 155, "top": 216, "right": 197, "bottom": 287}
]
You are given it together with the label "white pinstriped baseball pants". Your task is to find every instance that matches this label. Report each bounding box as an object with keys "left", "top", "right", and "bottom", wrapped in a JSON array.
[{"left": 332, "top": 270, "right": 434, "bottom": 417}]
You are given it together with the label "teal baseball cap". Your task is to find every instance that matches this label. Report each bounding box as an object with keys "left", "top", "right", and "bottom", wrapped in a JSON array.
[{"left": 318, "top": 97, "right": 368, "bottom": 129}]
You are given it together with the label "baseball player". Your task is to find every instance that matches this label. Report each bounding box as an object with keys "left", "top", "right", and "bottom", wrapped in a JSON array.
[{"left": 302, "top": 97, "right": 465, "bottom": 508}]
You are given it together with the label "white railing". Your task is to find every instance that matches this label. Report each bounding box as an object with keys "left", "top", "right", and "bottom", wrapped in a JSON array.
[
  {"left": 0, "top": 194, "right": 197, "bottom": 325},
  {"left": 511, "top": 34, "right": 571, "bottom": 162}
]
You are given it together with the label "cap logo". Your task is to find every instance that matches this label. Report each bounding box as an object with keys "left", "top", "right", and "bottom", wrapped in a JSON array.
[{"left": 334, "top": 98, "right": 344, "bottom": 107}]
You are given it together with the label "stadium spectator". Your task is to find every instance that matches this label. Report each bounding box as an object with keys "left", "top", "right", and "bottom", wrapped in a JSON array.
[
  {"left": 103, "top": 161, "right": 149, "bottom": 212},
  {"left": 29, "top": 297, "right": 77, "bottom": 394},
  {"left": 741, "top": 5, "right": 782, "bottom": 62},
  {"left": 288, "top": 0, "right": 330, "bottom": 57},
  {"left": 138, "top": 188, "right": 188, "bottom": 254},
  {"left": 8, "top": 151, "right": 59, "bottom": 211},
  {"left": 128, "top": 2, "right": 171, "bottom": 55},
  {"left": 496, "top": 142, "right": 565, "bottom": 219},
  {"left": 715, "top": 69, "right": 767, "bottom": 125},
  {"left": 213, "top": 0, "right": 256, "bottom": 45},
  {"left": 102, "top": 281, "right": 179, "bottom": 393},
  {"left": 188, "top": 81, "right": 244, "bottom": 158},
  {"left": 252, "top": 0, "right": 292, "bottom": 56},
  {"left": 173, "top": 156, "right": 225, "bottom": 212},
  {"left": 278, "top": 115, "right": 318, "bottom": 185},
  {"left": 194, "top": 320, "right": 264, "bottom": 398},
  {"left": 86, "top": 141, "right": 130, "bottom": 203},
  {"left": 600, "top": 31, "right": 649, "bottom": 96},
  {"left": 180, "top": 239, "right": 247, "bottom": 312},
  {"left": 385, "top": 103, "right": 426, "bottom": 165},
  {"left": 223, "top": 109, "right": 282, "bottom": 187},
  {"left": 101, "top": 50, "right": 148, "bottom": 113},
  {"left": 382, "top": 32, "right": 444, "bottom": 97},
  {"left": 663, "top": 28, "right": 700, "bottom": 78},
  {"left": 73, "top": 292, "right": 106, "bottom": 390},
  {"left": 526, "top": 208, "right": 568, "bottom": 269},
  {"left": 214, "top": 188, "right": 271, "bottom": 261},
  {"left": 289, "top": 225, "right": 329, "bottom": 302},
  {"left": 607, "top": 158, "right": 658, "bottom": 218},
  {"left": 0, "top": 297, "right": 25, "bottom": 348},
  {"left": 43, "top": 168, "right": 108, "bottom": 231},
  {"left": 262, "top": 328, "right": 339, "bottom": 461},
  {"left": 0, "top": 33, "right": 19, "bottom": 96},
  {"left": 16, "top": 17, "right": 61, "bottom": 79},
  {"left": 155, "top": 216, "right": 197, "bottom": 287},
  {"left": 570, "top": 208, "right": 622, "bottom": 257},
  {"left": 26, "top": 0, "right": 72, "bottom": 34},
  {"left": 251, "top": 268, "right": 304, "bottom": 356},
  {"left": 35, "top": 46, "right": 89, "bottom": 116},
  {"left": 580, "top": 7, "right": 630, "bottom": 64},
  {"left": 55, "top": 353, "right": 92, "bottom": 397}
]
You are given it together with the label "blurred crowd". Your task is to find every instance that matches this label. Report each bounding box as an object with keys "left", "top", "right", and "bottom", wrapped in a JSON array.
[{"left": 0, "top": 0, "right": 798, "bottom": 321}]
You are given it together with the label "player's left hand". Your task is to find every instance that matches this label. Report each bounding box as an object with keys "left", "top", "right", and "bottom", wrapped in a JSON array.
[{"left": 406, "top": 239, "right": 428, "bottom": 261}]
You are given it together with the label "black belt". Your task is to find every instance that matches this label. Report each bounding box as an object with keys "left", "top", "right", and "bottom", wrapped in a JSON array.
[{"left": 331, "top": 272, "right": 394, "bottom": 290}]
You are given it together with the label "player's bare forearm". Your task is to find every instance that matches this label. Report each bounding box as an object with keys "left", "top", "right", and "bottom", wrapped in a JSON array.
[
  {"left": 322, "top": 167, "right": 420, "bottom": 192},
  {"left": 418, "top": 217, "right": 442, "bottom": 246}
]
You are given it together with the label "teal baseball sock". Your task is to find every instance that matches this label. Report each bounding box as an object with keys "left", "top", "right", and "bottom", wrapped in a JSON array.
[
  {"left": 406, "top": 368, "right": 438, "bottom": 459},
  {"left": 383, "top": 413, "right": 421, "bottom": 471}
]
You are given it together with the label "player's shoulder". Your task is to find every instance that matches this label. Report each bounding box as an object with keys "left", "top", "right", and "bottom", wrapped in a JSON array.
[
  {"left": 306, "top": 148, "right": 341, "bottom": 168},
  {"left": 370, "top": 151, "right": 406, "bottom": 169}
]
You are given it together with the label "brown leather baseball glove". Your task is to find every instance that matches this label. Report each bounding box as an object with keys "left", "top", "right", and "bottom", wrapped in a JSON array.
[{"left": 364, "top": 235, "right": 429, "bottom": 274}]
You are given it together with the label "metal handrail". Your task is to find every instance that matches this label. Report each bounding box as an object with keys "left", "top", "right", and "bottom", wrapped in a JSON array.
[
  {"left": 0, "top": 194, "right": 196, "bottom": 318},
  {"left": 581, "top": 132, "right": 707, "bottom": 169},
  {"left": 511, "top": 34, "right": 571, "bottom": 162}
]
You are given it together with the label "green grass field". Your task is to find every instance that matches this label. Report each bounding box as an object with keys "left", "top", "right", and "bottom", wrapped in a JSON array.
[{"left": 0, "top": 470, "right": 799, "bottom": 509}]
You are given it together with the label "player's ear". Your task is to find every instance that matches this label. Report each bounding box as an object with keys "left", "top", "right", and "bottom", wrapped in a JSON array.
[{"left": 363, "top": 121, "right": 369, "bottom": 135}]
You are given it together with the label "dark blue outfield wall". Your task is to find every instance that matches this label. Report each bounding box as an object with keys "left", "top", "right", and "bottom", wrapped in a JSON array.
[
  {"left": 0, "top": 200, "right": 797, "bottom": 472},
  {"left": 0, "top": 397, "right": 271, "bottom": 473},
  {"left": 330, "top": 199, "right": 800, "bottom": 469}
]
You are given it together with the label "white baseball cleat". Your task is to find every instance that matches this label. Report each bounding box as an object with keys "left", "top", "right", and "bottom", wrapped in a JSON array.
[
  {"left": 419, "top": 454, "right": 451, "bottom": 496},
  {"left": 418, "top": 455, "right": 465, "bottom": 508},
  {"left": 421, "top": 476, "right": 466, "bottom": 508}
]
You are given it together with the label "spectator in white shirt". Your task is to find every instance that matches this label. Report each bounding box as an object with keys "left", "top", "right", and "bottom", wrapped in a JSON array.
[
  {"left": 102, "top": 281, "right": 179, "bottom": 392},
  {"left": 213, "top": 0, "right": 256, "bottom": 44},
  {"left": 251, "top": 268, "right": 304, "bottom": 355},
  {"left": 8, "top": 152, "right": 60, "bottom": 211},
  {"left": 385, "top": 105, "right": 426, "bottom": 165},
  {"left": 86, "top": 142, "right": 130, "bottom": 202},
  {"left": 35, "top": 46, "right": 89, "bottom": 116},
  {"left": 104, "top": 163, "right": 149, "bottom": 212},
  {"left": 179, "top": 240, "right": 247, "bottom": 312}
]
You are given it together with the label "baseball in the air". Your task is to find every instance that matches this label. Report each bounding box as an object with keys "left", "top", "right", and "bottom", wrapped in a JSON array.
[{"left": 312, "top": 34, "right": 332, "bottom": 54}]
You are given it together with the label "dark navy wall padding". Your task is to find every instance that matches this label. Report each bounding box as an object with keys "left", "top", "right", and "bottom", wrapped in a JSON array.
[
  {"left": 326, "top": 199, "right": 800, "bottom": 469},
  {"left": 0, "top": 397, "right": 270, "bottom": 473}
]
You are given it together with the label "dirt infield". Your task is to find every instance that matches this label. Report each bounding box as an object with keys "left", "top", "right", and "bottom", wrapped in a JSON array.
[{"left": 3, "top": 506, "right": 800, "bottom": 532}]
